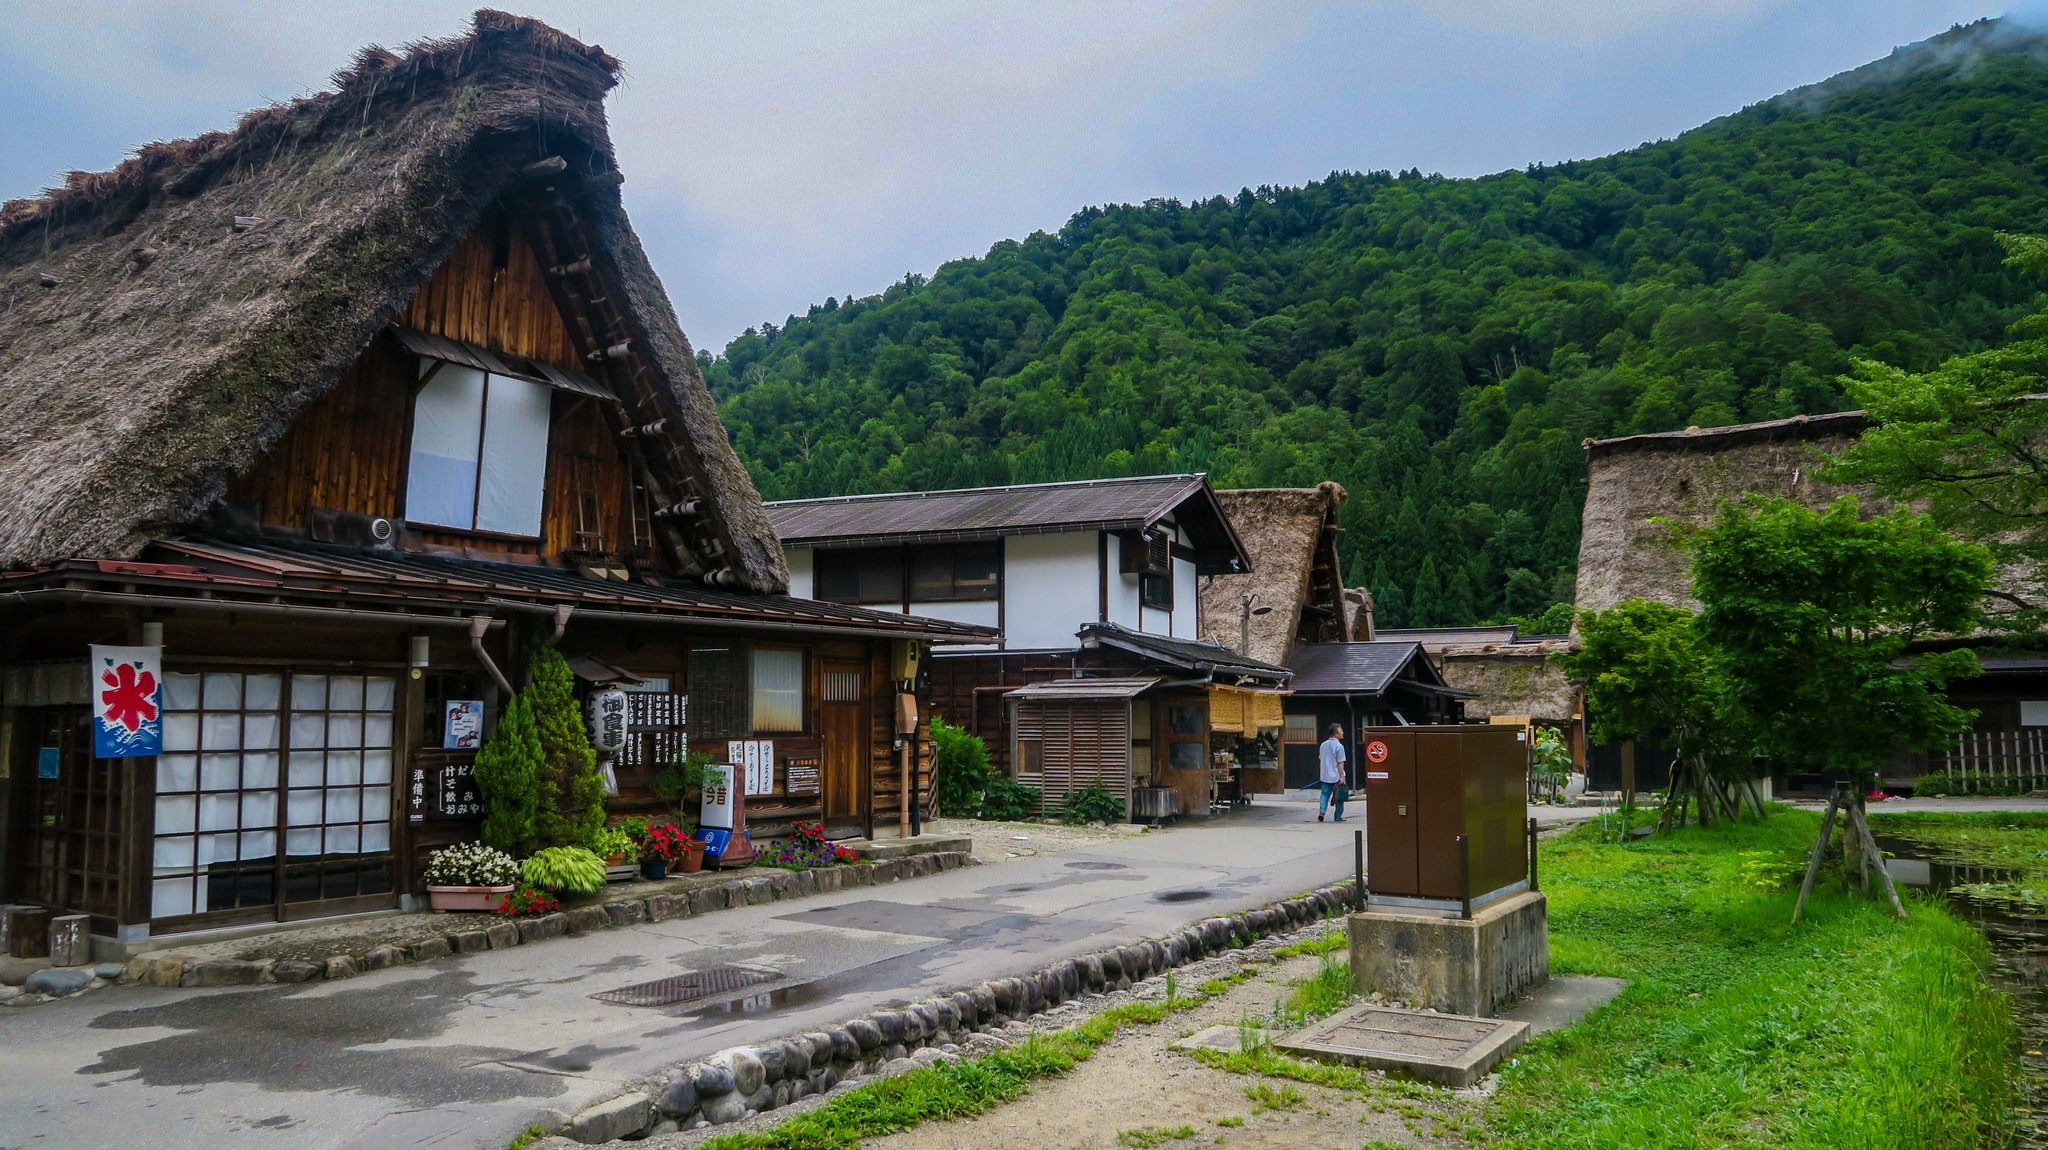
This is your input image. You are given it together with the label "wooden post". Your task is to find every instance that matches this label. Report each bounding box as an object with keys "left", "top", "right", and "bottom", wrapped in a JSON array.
[
  {"left": 1792, "top": 785, "right": 1845, "bottom": 924},
  {"left": 1849, "top": 800, "right": 1908, "bottom": 920}
]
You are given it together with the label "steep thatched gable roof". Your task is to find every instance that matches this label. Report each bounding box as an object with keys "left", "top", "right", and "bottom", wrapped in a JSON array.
[
  {"left": 1200, "top": 483, "right": 1347, "bottom": 663},
  {"left": 0, "top": 11, "right": 787, "bottom": 592}
]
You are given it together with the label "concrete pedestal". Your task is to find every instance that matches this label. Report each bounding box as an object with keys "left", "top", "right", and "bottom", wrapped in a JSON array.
[{"left": 1349, "top": 891, "right": 1548, "bottom": 1017}]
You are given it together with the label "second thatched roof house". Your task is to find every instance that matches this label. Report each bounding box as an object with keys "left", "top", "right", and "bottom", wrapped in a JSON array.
[{"left": 0, "top": 12, "right": 991, "bottom": 950}]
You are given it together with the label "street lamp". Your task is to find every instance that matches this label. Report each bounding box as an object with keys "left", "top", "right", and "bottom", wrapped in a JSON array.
[{"left": 1240, "top": 592, "right": 1274, "bottom": 657}]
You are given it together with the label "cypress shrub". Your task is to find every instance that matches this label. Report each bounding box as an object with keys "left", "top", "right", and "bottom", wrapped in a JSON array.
[
  {"left": 528, "top": 645, "right": 607, "bottom": 849},
  {"left": 931, "top": 715, "right": 991, "bottom": 817},
  {"left": 474, "top": 695, "right": 543, "bottom": 857}
]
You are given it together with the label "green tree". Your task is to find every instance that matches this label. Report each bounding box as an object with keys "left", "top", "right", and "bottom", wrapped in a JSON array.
[
  {"left": 526, "top": 646, "right": 607, "bottom": 850},
  {"left": 1824, "top": 231, "right": 2048, "bottom": 622},
  {"left": 474, "top": 695, "right": 542, "bottom": 857},
  {"left": 929, "top": 715, "right": 991, "bottom": 817},
  {"left": 1686, "top": 495, "right": 1990, "bottom": 786},
  {"left": 1556, "top": 599, "right": 1751, "bottom": 827}
]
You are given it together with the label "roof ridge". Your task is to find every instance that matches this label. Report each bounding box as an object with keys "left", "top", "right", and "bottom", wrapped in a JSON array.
[{"left": 764, "top": 473, "right": 1206, "bottom": 507}]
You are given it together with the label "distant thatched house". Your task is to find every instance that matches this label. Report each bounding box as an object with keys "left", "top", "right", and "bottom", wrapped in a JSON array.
[
  {"left": 1576, "top": 412, "right": 2048, "bottom": 790},
  {"left": 0, "top": 13, "right": 989, "bottom": 950},
  {"left": 1198, "top": 483, "right": 1366, "bottom": 662}
]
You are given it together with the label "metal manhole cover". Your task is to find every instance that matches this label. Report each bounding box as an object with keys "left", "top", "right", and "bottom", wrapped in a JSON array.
[
  {"left": 1271, "top": 1003, "right": 1530, "bottom": 1087},
  {"left": 591, "top": 966, "right": 780, "bottom": 1007}
]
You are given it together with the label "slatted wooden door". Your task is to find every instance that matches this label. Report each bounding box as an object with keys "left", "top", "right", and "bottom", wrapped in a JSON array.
[{"left": 820, "top": 665, "right": 866, "bottom": 821}]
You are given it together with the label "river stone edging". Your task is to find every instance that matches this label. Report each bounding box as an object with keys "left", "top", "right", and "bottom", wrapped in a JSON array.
[{"left": 556, "top": 879, "right": 1361, "bottom": 1145}]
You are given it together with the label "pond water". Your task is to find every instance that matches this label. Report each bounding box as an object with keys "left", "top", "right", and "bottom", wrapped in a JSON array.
[{"left": 1878, "top": 833, "right": 2048, "bottom": 1146}]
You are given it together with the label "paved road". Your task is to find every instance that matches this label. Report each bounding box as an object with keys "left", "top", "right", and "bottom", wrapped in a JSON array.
[{"left": 0, "top": 799, "right": 1595, "bottom": 1150}]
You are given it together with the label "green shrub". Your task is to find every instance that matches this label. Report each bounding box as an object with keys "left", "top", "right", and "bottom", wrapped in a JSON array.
[
  {"left": 474, "top": 696, "right": 543, "bottom": 857},
  {"left": 931, "top": 715, "right": 991, "bottom": 817},
  {"left": 1913, "top": 772, "right": 1955, "bottom": 797},
  {"left": 528, "top": 646, "right": 607, "bottom": 850},
  {"left": 521, "top": 845, "right": 608, "bottom": 893},
  {"left": 586, "top": 826, "right": 636, "bottom": 862},
  {"left": 1061, "top": 783, "right": 1125, "bottom": 826},
  {"left": 979, "top": 775, "right": 1042, "bottom": 821}
]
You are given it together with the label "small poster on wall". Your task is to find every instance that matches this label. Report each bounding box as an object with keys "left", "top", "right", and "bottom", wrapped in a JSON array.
[
  {"left": 443, "top": 701, "right": 484, "bottom": 750},
  {"left": 728, "top": 739, "right": 778, "bottom": 796},
  {"left": 89, "top": 644, "right": 162, "bottom": 758}
]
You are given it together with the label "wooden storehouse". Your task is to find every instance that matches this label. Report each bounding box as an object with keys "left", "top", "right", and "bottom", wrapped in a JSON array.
[{"left": 0, "top": 14, "right": 989, "bottom": 951}]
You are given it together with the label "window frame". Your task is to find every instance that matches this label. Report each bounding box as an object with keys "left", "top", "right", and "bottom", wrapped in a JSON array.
[
  {"left": 749, "top": 646, "right": 807, "bottom": 734},
  {"left": 814, "top": 546, "right": 906, "bottom": 605},
  {"left": 403, "top": 358, "right": 555, "bottom": 539},
  {"left": 907, "top": 541, "right": 1002, "bottom": 603}
]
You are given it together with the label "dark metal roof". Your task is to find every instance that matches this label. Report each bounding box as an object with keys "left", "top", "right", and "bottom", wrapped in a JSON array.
[
  {"left": 1076, "top": 622, "right": 1291, "bottom": 686},
  {"left": 1, "top": 536, "right": 994, "bottom": 641},
  {"left": 1284, "top": 641, "right": 1468, "bottom": 696},
  {"left": 765, "top": 475, "right": 1251, "bottom": 574},
  {"left": 1005, "top": 677, "right": 1160, "bottom": 700}
]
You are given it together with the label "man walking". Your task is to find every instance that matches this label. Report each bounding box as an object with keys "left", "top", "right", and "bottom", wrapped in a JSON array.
[{"left": 1317, "top": 723, "right": 1348, "bottom": 823}]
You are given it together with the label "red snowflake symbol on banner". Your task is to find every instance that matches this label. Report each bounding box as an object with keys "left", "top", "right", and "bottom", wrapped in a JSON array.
[{"left": 99, "top": 661, "right": 159, "bottom": 733}]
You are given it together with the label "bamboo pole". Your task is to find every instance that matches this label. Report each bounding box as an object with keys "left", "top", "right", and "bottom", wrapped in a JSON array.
[{"left": 1848, "top": 799, "right": 1908, "bottom": 920}]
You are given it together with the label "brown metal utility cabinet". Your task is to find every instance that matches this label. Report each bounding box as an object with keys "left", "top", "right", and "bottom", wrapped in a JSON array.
[{"left": 1361, "top": 725, "right": 1528, "bottom": 914}]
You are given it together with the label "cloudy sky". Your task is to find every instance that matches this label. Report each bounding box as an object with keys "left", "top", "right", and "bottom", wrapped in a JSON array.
[{"left": 0, "top": 1, "right": 1997, "bottom": 352}]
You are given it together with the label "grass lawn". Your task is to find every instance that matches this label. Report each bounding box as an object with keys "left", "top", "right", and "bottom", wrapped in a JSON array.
[{"left": 1481, "top": 808, "right": 2019, "bottom": 1149}]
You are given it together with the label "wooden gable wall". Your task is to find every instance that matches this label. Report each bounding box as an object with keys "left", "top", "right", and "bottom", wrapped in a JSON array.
[{"left": 225, "top": 209, "right": 647, "bottom": 564}]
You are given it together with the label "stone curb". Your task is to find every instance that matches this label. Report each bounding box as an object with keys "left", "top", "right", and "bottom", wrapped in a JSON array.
[
  {"left": 556, "top": 878, "right": 1363, "bottom": 1144},
  {"left": 77, "top": 853, "right": 982, "bottom": 1006}
]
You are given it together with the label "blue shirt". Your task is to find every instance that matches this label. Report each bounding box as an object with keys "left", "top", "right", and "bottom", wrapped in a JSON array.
[{"left": 1319, "top": 737, "right": 1346, "bottom": 784}]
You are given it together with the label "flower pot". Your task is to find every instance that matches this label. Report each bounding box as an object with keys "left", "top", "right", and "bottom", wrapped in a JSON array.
[
  {"left": 605, "top": 852, "right": 627, "bottom": 867},
  {"left": 639, "top": 857, "right": 668, "bottom": 881},
  {"left": 427, "top": 884, "right": 516, "bottom": 913},
  {"left": 679, "top": 844, "right": 705, "bottom": 873}
]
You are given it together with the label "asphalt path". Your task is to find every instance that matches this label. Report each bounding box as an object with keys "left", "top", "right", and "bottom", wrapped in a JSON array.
[{"left": 0, "top": 798, "right": 1594, "bottom": 1150}]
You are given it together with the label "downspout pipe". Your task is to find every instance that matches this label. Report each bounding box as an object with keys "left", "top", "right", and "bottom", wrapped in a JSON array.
[
  {"left": 550, "top": 604, "right": 573, "bottom": 643},
  {"left": 470, "top": 616, "right": 515, "bottom": 698}
]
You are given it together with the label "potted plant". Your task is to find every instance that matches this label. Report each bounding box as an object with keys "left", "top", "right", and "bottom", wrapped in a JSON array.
[
  {"left": 520, "top": 845, "right": 609, "bottom": 894},
  {"left": 588, "top": 826, "right": 637, "bottom": 868},
  {"left": 423, "top": 843, "right": 521, "bottom": 912},
  {"left": 643, "top": 823, "right": 703, "bottom": 875}
]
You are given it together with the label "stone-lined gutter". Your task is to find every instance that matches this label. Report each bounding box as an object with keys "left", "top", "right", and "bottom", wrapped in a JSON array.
[
  {"left": 551, "top": 878, "right": 1363, "bottom": 1145},
  {"left": 0, "top": 853, "right": 973, "bottom": 1008}
]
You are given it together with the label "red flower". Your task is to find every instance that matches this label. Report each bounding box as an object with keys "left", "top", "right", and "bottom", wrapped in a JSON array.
[{"left": 99, "top": 661, "right": 158, "bottom": 734}]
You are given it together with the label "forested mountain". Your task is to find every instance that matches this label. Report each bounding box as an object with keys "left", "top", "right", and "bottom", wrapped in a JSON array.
[{"left": 705, "top": 19, "right": 2048, "bottom": 628}]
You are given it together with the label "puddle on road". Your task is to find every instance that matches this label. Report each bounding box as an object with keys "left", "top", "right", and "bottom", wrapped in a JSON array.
[
  {"left": 1152, "top": 890, "right": 1213, "bottom": 903},
  {"left": 685, "top": 983, "right": 828, "bottom": 1017}
]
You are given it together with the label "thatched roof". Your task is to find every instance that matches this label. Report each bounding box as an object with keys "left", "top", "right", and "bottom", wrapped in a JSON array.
[
  {"left": 1574, "top": 414, "right": 1873, "bottom": 614},
  {"left": 1439, "top": 639, "right": 1578, "bottom": 725},
  {"left": 0, "top": 11, "right": 787, "bottom": 592},
  {"left": 1200, "top": 483, "right": 1347, "bottom": 663}
]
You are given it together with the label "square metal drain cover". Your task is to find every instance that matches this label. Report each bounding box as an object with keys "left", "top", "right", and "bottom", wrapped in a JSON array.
[
  {"left": 591, "top": 965, "right": 781, "bottom": 1007},
  {"left": 1273, "top": 1003, "right": 1529, "bottom": 1088}
]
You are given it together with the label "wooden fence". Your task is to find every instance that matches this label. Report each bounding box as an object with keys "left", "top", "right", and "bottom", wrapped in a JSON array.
[{"left": 1932, "top": 729, "right": 2048, "bottom": 792}]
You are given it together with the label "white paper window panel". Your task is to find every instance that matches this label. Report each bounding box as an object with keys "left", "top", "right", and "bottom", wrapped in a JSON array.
[
  {"left": 326, "top": 825, "right": 362, "bottom": 854},
  {"left": 287, "top": 828, "right": 322, "bottom": 856},
  {"left": 202, "top": 713, "right": 241, "bottom": 751},
  {"left": 242, "top": 791, "right": 278, "bottom": 827},
  {"left": 242, "top": 752, "right": 278, "bottom": 789},
  {"left": 475, "top": 374, "right": 552, "bottom": 536},
  {"left": 752, "top": 649, "right": 805, "bottom": 731},
  {"left": 163, "top": 713, "right": 199, "bottom": 752},
  {"left": 200, "top": 752, "right": 240, "bottom": 790},
  {"left": 156, "top": 795, "right": 196, "bottom": 835},
  {"left": 158, "top": 754, "right": 198, "bottom": 793},
  {"left": 198, "top": 793, "right": 240, "bottom": 832},
  {"left": 154, "top": 835, "right": 195, "bottom": 872},
  {"left": 291, "top": 713, "right": 326, "bottom": 749},
  {"left": 287, "top": 790, "right": 324, "bottom": 827},
  {"left": 364, "top": 750, "right": 393, "bottom": 785},
  {"left": 152, "top": 878, "right": 195, "bottom": 918},
  {"left": 363, "top": 823, "right": 392, "bottom": 852},
  {"left": 364, "top": 677, "right": 395, "bottom": 712},
  {"left": 2023, "top": 701, "right": 2048, "bottom": 726},
  {"left": 243, "top": 713, "right": 279, "bottom": 750},
  {"left": 328, "top": 675, "right": 364, "bottom": 711},
  {"left": 289, "top": 751, "right": 325, "bottom": 787},
  {"left": 203, "top": 673, "right": 242, "bottom": 710},
  {"left": 292, "top": 675, "right": 327, "bottom": 711},
  {"left": 328, "top": 713, "right": 364, "bottom": 749},
  {"left": 245, "top": 674, "right": 282, "bottom": 710},
  {"left": 363, "top": 787, "right": 393, "bottom": 822},
  {"left": 406, "top": 364, "right": 487, "bottom": 530},
  {"left": 328, "top": 751, "right": 363, "bottom": 785},
  {"left": 325, "top": 788, "right": 362, "bottom": 824},
  {"left": 163, "top": 673, "right": 201, "bottom": 711}
]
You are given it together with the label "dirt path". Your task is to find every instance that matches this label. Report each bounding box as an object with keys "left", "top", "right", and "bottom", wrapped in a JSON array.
[{"left": 863, "top": 949, "right": 1463, "bottom": 1150}]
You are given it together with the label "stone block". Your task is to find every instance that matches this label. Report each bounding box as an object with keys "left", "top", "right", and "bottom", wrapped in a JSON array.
[
  {"left": 1349, "top": 891, "right": 1549, "bottom": 1018},
  {"left": 936, "top": 851, "right": 964, "bottom": 870},
  {"left": 719, "top": 881, "right": 750, "bottom": 909},
  {"left": 24, "top": 967, "right": 92, "bottom": 996},
  {"left": 48, "top": 914, "right": 90, "bottom": 967},
  {"left": 135, "top": 954, "right": 189, "bottom": 987},
  {"left": 486, "top": 922, "right": 521, "bottom": 949},
  {"left": 410, "top": 937, "right": 452, "bottom": 962},
  {"left": 744, "top": 877, "right": 778, "bottom": 905},
  {"left": 565, "top": 905, "right": 609, "bottom": 934},
  {"left": 93, "top": 962, "right": 125, "bottom": 982},
  {"left": 451, "top": 930, "right": 492, "bottom": 954},
  {"left": 363, "top": 945, "right": 404, "bottom": 971},
  {"left": 793, "top": 870, "right": 817, "bottom": 897},
  {"left": 767, "top": 871, "right": 798, "bottom": 899},
  {"left": 191, "top": 959, "right": 267, "bottom": 986},
  {"left": 323, "top": 954, "right": 358, "bottom": 980},
  {"left": 567, "top": 1091, "right": 654, "bottom": 1144},
  {"left": 689, "top": 887, "right": 727, "bottom": 916},
  {"left": 518, "top": 913, "right": 570, "bottom": 943},
  {"left": 814, "top": 868, "right": 843, "bottom": 893},
  {"left": 646, "top": 893, "right": 691, "bottom": 922},
  {"left": 605, "top": 899, "right": 648, "bottom": 927},
  {"left": 272, "top": 960, "right": 323, "bottom": 983}
]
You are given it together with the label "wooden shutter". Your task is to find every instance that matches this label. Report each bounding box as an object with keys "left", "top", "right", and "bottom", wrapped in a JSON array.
[{"left": 687, "top": 646, "right": 750, "bottom": 739}]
